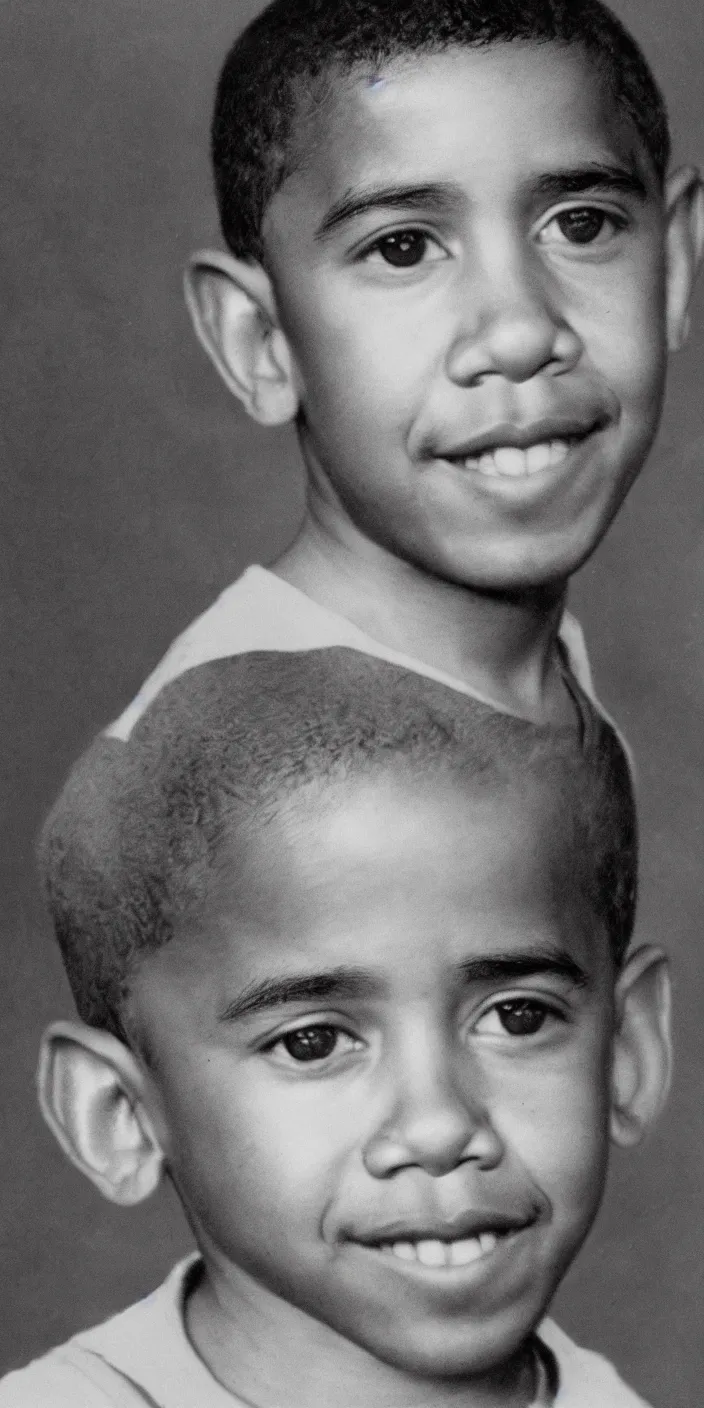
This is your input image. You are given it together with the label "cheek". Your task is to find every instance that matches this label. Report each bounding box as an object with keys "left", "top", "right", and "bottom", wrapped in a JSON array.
[
  {"left": 578, "top": 255, "right": 667, "bottom": 405},
  {"left": 159, "top": 1055, "right": 359, "bottom": 1244},
  {"left": 493, "top": 1042, "right": 612, "bottom": 1221},
  {"left": 279, "top": 277, "right": 441, "bottom": 425}
]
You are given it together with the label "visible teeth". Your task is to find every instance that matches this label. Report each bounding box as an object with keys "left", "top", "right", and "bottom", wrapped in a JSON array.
[
  {"left": 478, "top": 450, "right": 499, "bottom": 477},
  {"left": 386, "top": 1233, "right": 502, "bottom": 1267},
  {"left": 492, "top": 446, "right": 526, "bottom": 477},
  {"left": 549, "top": 438, "right": 569, "bottom": 465},
  {"left": 525, "top": 442, "right": 553, "bottom": 474},
  {"left": 448, "top": 1236, "right": 484, "bottom": 1266},
  {"left": 468, "top": 439, "right": 571, "bottom": 478},
  {"left": 416, "top": 1238, "right": 448, "bottom": 1267},
  {"left": 390, "top": 1241, "right": 416, "bottom": 1261}
]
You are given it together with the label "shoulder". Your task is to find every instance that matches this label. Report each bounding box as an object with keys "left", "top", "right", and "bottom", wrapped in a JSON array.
[
  {"left": 106, "top": 566, "right": 350, "bottom": 742},
  {"left": 107, "top": 565, "right": 274, "bottom": 741},
  {"left": 0, "top": 1347, "right": 137, "bottom": 1407},
  {"left": 0, "top": 1257, "right": 200, "bottom": 1408},
  {"left": 540, "top": 1320, "right": 654, "bottom": 1406}
]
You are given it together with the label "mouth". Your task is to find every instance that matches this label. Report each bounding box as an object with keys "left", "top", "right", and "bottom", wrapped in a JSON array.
[
  {"left": 376, "top": 1231, "right": 505, "bottom": 1268},
  {"left": 442, "top": 418, "right": 605, "bottom": 481},
  {"left": 352, "top": 1213, "right": 534, "bottom": 1271}
]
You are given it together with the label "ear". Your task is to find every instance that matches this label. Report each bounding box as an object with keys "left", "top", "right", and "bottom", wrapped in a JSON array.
[
  {"left": 609, "top": 946, "right": 672, "bottom": 1150},
  {"left": 184, "top": 250, "right": 299, "bottom": 425},
  {"left": 664, "top": 166, "right": 704, "bottom": 352},
  {"left": 37, "top": 1020, "right": 165, "bottom": 1205}
]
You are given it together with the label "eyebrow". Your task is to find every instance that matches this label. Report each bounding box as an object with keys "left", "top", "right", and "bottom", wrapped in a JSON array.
[
  {"left": 314, "top": 182, "right": 463, "bottom": 240},
  {"left": 530, "top": 162, "right": 649, "bottom": 203},
  {"left": 455, "top": 949, "right": 589, "bottom": 988},
  {"left": 219, "top": 967, "right": 382, "bottom": 1022},
  {"left": 313, "top": 162, "right": 647, "bottom": 241},
  {"left": 219, "top": 949, "right": 588, "bottom": 1023}
]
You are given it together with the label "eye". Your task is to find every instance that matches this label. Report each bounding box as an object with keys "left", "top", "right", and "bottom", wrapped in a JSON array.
[
  {"left": 268, "top": 1024, "right": 362, "bottom": 1065},
  {"left": 538, "top": 206, "right": 625, "bottom": 247},
  {"left": 362, "top": 229, "right": 447, "bottom": 269},
  {"left": 475, "top": 998, "right": 561, "bottom": 1038}
]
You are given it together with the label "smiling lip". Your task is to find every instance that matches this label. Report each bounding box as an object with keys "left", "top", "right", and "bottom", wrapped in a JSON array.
[
  {"left": 442, "top": 415, "right": 605, "bottom": 462},
  {"left": 349, "top": 1212, "right": 535, "bottom": 1275},
  {"left": 352, "top": 1209, "right": 534, "bottom": 1247}
]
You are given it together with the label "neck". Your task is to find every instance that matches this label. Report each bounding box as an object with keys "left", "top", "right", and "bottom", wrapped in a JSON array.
[
  {"left": 186, "top": 1259, "right": 539, "bottom": 1408},
  {"left": 273, "top": 501, "right": 569, "bottom": 726}
]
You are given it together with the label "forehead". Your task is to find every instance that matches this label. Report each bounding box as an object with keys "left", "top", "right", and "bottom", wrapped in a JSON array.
[
  {"left": 134, "top": 769, "right": 604, "bottom": 1010},
  {"left": 265, "top": 42, "right": 650, "bottom": 244}
]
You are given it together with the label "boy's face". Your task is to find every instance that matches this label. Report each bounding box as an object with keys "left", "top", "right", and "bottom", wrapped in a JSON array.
[
  {"left": 260, "top": 43, "right": 676, "bottom": 589},
  {"left": 131, "top": 771, "right": 618, "bottom": 1382}
]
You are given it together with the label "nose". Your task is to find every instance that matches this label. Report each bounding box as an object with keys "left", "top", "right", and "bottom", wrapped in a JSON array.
[
  {"left": 445, "top": 239, "right": 582, "bottom": 387},
  {"left": 363, "top": 1033, "right": 503, "bottom": 1180}
]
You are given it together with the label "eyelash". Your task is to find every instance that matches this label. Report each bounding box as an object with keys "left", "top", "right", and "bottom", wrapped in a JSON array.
[
  {"left": 537, "top": 205, "right": 628, "bottom": 247},
  {"left": 358, "top": 204, "right": 627, "bottom": 269},
  {"left": 472, "top": 995, "right": 567, "bottom": 1039},
  {"left": 262, "top": 1023, "right": 363, "bottom": 1066},
  {"left": 262, "top": 996, "right": 566, "bottom": 1067},
  {"left": 359, "top": 227, "right": 447, "bottom": 269}
]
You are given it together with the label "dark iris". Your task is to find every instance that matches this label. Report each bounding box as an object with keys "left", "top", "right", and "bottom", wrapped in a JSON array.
[
  {"left": 376, "top": 231, "right": 428, "bottom": 266},
  {"left": 496, "top": 1000, "right": 547, "bottom": 1036},
  {"left": 283, "top": 1026, "right": 338, "bottom": 1061},
  {"left": 556, "top": 208, "right": 607, "bottom": 244}
]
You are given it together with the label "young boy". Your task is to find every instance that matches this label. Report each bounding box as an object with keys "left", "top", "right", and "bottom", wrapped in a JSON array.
[
  {"left": 108, "top": 0, "right": 703, "bottom": 746},
  {"left": 0, "top": 650, "right": 669, "bottom": 1405}
]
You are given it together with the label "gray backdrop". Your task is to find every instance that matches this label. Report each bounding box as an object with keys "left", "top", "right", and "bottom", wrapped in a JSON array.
[{"left": 1, "top": 2, "right": 703, "bottom": 1402}]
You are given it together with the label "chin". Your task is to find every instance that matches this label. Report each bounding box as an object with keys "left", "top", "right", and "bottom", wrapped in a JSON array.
[
  {"left": 437, "top": 529, "right": 611, "bottom": 594},
  {"left": 354, "top": 1307, "right": 538, "bottom": 1381},
  {"left": 421, "top": 552, "right": 572, "bottom": 598}
]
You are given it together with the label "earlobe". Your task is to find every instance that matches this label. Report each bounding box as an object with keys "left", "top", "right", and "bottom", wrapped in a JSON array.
[
  {"left": 184, "top": 250, "right": 299, "bottom": 426},
  {"left": 609, "top": 946, "right": 672, "bottom": 1149},
  {"left": 664, "top": 166, "right": 704, "bottom": 352},
  {"left": 37, "top": 1020, "right": 165, "bottom": 1205}
]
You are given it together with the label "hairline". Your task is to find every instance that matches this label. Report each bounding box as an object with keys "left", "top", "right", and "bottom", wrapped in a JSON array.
[
  {"left": 138, "top": 742, "right": 619, "bottom": 968},
  {"left": 119, "top": 751, "right": 620, "bottom": 1064},
  {"left": 225, "top": 31, "right": 668, "bottom": 264}
]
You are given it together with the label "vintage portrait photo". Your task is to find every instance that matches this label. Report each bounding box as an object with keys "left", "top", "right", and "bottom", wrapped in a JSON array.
[{"left": 1, "top": 1, "right": 703, "bottom": 1404}]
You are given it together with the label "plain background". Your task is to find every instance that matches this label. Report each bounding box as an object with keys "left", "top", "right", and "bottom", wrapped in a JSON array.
[{"left": 1, "top": 1, "right": 703, "bottom": 1401}]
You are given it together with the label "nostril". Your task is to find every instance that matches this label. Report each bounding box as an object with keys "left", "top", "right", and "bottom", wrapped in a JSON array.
[
  {"left": 363, "top": 1097, "right": 504, "bottom": 1179},
  {"left": 445, "top": 307, "right": 580, "bottom": 387}
]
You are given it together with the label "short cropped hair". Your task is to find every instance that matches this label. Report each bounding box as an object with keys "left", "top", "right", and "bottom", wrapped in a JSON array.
[
  {"left": 38, "top": 650, "right": 637, "bottom": 1042},
  {"left": 212, "top": 0, "right": 670, "bottom": 263}
]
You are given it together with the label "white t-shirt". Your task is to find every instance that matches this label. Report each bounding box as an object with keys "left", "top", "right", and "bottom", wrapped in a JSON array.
[
  {"left": 0, "top": 1256, "right": 652, "bottom": 1407},
  {"left": 106, "top": 566, "right": 601, "bottom": 742}
]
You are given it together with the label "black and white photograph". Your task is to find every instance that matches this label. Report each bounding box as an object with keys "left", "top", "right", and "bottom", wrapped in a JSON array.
[{"left": 1, "top": 2, "right": 703, "bottom": 1404}]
